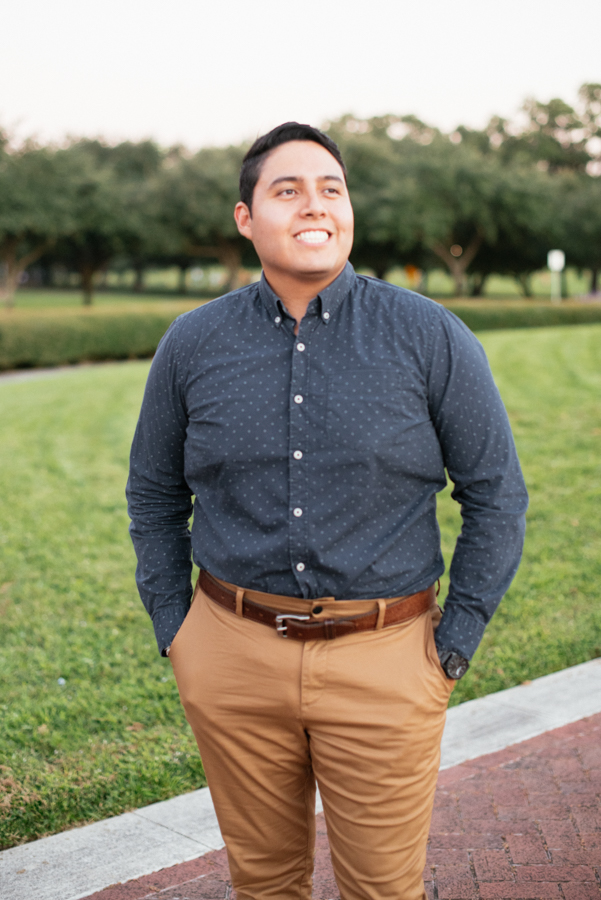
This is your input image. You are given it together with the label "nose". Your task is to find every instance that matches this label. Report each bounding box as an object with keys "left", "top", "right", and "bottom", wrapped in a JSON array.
[{"left": 300, "top": 185, "right": 326, "bottom": 218}]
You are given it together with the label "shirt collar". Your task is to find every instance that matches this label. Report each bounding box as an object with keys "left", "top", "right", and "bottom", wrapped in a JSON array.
[{"left": 258, "top": 262, "right": 356, "bottom": 327}]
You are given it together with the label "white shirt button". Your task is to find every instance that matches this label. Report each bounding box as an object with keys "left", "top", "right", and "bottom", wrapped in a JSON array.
[
  {"left": 323, "top": 311, "right": 330, "bottom": 320},
  {"left": 293, "top": 450, "right": 303, "bottom": 460},
  {"left": 296, "top": 562, "right": 305, "bottom": 572},
  {"left": 296, "top": 343, "right": 305, "bottom": 352},
  {"left": 274, "top": 316, "right": 281, "bottom": 324},
  {"left": 293, "top": 507, "right": 303, "bottom": 517},
  {"left": 294, "top": 394, "right": 303, "bottom": 404}
]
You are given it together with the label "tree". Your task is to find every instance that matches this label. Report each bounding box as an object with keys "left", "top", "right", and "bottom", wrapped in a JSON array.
[
  {"left": 494, "top": 97, "right": 590, "bottom": 173},
  {"left": 329, "top": 115, "right": 437, "bottom": 278},
  {"left": 328, "top": 119, "right": 414, "bottom": 277},
  {"left": 468, "top": 166, "right": 559, "bottom": 296},
  {"left": 331, "top": 98, "right": 596, "bottom": 298},
  {"left": 0, "top": 141, "right": 74, "bottom": 307},
  {"left": 330, "top": 115, "right": 532, "bottom": 296},
  {"left": 53, "top": 140, "right": 161, "bottom": 304},
  {"left": 558, "top": 173, "right": 601, "bottom": 293},
  {"left": 97, "top": 139, "right": 164, "bottom": 292},
  {"left": 457, "top": 83, "right": 601, "bottom": 176},
  {"left": 149, "top": 145, "right": 256, "bottom": 292}
]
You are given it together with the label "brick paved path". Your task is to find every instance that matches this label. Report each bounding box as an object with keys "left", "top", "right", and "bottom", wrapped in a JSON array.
[{"left": 86, "top": 713, "right": 601, "bottom": 900}]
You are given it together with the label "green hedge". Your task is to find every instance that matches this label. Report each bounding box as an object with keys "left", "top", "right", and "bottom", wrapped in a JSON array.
[
  {"left": 0, "top": 311, "right": 181, "bottom": 371},
  {"left": 443, "top": 301, "right": 601, "bottom": 332},
  {"left": 2, "top": 301, "right": 601, "bottom": 371}
]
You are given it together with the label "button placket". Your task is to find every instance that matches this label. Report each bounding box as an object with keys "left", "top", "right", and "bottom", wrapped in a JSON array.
[{"left": 288, "top": 319, "right": 313, "bottom": 590}]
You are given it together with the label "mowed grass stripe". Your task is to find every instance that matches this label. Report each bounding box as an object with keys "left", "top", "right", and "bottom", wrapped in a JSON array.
[{"left": 1, "top": 327, "right": 600, "bottom": 848}]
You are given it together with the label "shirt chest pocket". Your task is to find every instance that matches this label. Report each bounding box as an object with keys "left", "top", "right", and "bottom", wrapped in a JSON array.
[{"left": 326, "top": 369, "right": 407, "bottom": 449}]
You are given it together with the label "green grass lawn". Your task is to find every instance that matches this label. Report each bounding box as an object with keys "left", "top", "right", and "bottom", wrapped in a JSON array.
[
  {"left": 1, "top": 325, "right": 600, "bottom": 849},
  {"left": 4, "top": 290, "right": 205, "bottom": 316}
]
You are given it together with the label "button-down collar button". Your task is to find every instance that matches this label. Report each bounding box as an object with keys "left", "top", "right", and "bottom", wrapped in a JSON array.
[
  {"left": 296, "top": 342, "right": 305, "bottom": 352},
  {"left": 274, "top": 316, "right": 281, "bottom": 324},
  {"left": 293, "top": 450, "right": 303, "bottom": 460},
  {"left": 294, "top": 394, "right": 303, "bottom": 404},
  {"left": 296, "top": 562, "right": 305, "bottom": 572},
  {"left": 312, "top": 605, "right": 323, "bottom": 615},
  {"left": 323, "top": 311, "right": 330, "bottom": 321},
  {"left": 293, "top": 507, "right": 303, "bottom": 517}
]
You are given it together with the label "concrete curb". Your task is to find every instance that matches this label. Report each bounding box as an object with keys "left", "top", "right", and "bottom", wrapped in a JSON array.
[
  {"left": 2, "top": 657, "right": 600, "bottom": 900},
  {"left": 440, "top": 655, "right": 601, "bottom": 768}
]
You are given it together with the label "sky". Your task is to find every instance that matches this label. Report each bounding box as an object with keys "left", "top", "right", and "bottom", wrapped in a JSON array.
[{"left": 1, "top": 0, "right": 600, "bottom": 150}]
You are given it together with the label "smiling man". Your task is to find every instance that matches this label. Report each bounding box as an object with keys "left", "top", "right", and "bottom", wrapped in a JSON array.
[
  {"left": 127, "top": 122, "right": 528, "bottom": 900},
  {"left": 233, "top": 137, "right": 354, "bottom": 326}
]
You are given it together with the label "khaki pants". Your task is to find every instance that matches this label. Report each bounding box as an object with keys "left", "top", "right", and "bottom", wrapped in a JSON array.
[{"left": 169, "top": 580, "right": 454, "bottom": 900}]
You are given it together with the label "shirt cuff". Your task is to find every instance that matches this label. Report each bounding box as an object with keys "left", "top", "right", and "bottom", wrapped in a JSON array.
[
  {"left": 434, "top": 602, "right": 486, "bottom": 660},
  {"left": 151, "top": 603, "right": 190, "bottom": 657}
]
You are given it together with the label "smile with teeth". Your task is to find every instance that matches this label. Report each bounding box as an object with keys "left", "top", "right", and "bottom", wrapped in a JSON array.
[{"left": 295, "top": 230, "right": 330, "bottom": 245}]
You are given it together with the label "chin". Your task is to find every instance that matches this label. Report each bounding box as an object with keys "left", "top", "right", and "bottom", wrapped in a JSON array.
[{"left": 291, "top": 255, "right": 344, "bottom": 277}]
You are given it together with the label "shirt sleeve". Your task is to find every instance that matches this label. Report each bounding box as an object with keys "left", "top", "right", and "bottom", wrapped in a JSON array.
[
  {"left": 126, "top": 318, "right": 194, "bottom": 656},
  {"left": 427, "top": 307, "right": 528, "bottom": 660}
]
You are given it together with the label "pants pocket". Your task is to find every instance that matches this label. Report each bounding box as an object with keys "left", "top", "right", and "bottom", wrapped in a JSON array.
[
  {"left": 168, "top": 582, "right": 201, "bottom": 663},
  {"left": 425, "top": 609, "right": 456, "bottom": 694}
]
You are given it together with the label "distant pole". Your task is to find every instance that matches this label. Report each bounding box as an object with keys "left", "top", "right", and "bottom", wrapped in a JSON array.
[{"left": 547, "top": 250, "right": 565, "bottom": 304}]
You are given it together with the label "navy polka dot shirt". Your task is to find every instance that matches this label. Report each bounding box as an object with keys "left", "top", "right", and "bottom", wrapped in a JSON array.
[{"left": 127, "top": 263, "right": 528, "bottom": 659}]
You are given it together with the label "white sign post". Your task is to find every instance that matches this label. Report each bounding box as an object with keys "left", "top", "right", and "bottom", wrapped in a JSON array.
[{"left": 547, "top": 249, "right": 565, "bottom": 304}]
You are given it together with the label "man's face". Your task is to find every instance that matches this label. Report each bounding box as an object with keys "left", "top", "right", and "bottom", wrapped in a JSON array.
[{"left": 234, "top": 140, "right": 354, "bottom": 285}]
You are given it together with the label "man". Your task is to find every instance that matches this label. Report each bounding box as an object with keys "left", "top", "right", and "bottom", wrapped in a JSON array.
[{"left": 127, "top": 122, "right": 528, "bottom": 900}]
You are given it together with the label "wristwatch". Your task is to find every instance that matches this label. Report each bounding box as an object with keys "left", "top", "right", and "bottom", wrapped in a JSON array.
[{"left": 437, "top": 648, "right": 470, "bottom": 680}]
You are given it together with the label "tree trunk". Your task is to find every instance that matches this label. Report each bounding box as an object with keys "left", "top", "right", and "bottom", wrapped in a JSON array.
[
  {"left": 0, "top": 265, "right": 20, "bottom": 309},
  {"left": 98, "top": 267, "right": 108, "bottom": 290},
  {"left": 81, "top": 265, "right": 95, "bottom": 305},
  {"left": 178, "top": 265, "right": 188, "bottom": 295},
  {"left": 219, "top": 243, "right": 243, "bottom": 293},
  {"left": 591, "top": 268, "right": 599, "bottom": 294},
  {"left": 470, "top": 273, "right": 486, "bottom": 297},
  {"left": 184, "top": 243, "right": 244, "bottom": 294},
  {"left": 561, "top": 269, "right": 568, "bottom": 300},
  {"left": 133, "top": 264, "right": 145, "bottom": 293},
  {"left": 0, "top": 237, "right": 52, "bottom": 309},
  {"left": 430, "top": 233, "right": 483, "bottom": 298},
  {"left": 516, "top": 272, "right": 533, "bottom": 298}
]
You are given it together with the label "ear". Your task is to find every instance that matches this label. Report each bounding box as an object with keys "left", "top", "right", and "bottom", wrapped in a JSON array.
[{"left": 234, "top": 202, "right": 253, "bottom": 240}]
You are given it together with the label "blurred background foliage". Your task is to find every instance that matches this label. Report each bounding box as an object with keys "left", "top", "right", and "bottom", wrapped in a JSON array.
[{"left": 1, "top": 83, "right": 601, "bottom": 307}]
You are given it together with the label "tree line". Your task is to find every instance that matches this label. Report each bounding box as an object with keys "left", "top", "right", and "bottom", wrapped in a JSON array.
[{"left": 1, "top": 83, "right": 600, "bottom": 306}]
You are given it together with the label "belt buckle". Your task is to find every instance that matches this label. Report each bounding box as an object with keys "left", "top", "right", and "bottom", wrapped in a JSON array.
[{"left": 275, "top": 613, "right": 311, "bottom": 638}]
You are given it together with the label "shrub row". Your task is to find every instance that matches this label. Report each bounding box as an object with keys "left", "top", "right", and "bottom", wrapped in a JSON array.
[
  {"left": 2, "top": 301, "right": 601, "bottom": 372},
  {"left": 442, "top": 301, "right": 601, "bottom": 332},
  {"left": 0, "top": 310, "right": 181, "bottom": 371}
]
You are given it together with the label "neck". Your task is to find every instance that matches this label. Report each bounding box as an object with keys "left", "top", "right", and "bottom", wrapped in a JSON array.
[{"left": 263, "top": 263, "right": 346, "bottom": 328}]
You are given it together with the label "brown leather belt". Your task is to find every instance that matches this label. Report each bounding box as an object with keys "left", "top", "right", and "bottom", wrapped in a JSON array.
[{"left": 198, "top": 570, "right": 436, "bottom": 642}]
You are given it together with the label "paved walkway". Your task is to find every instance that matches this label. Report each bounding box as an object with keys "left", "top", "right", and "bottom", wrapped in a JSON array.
[{"left": 82, "top": 713, "right": 601, "bottom": 900}]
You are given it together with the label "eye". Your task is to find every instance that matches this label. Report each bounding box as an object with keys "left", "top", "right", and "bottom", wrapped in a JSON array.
[{"left": 278, "top": 188, "right": 296, "bottom": 196}]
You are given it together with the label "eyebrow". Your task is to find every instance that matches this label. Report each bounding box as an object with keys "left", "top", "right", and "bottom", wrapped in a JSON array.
[{"left": 268, "top": 174, "right": 344, "bottom": 189}]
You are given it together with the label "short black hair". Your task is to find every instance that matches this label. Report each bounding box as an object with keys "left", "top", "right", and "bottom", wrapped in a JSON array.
[{"left": 239, "top": 122, "right": 347, "bottom": 212}]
